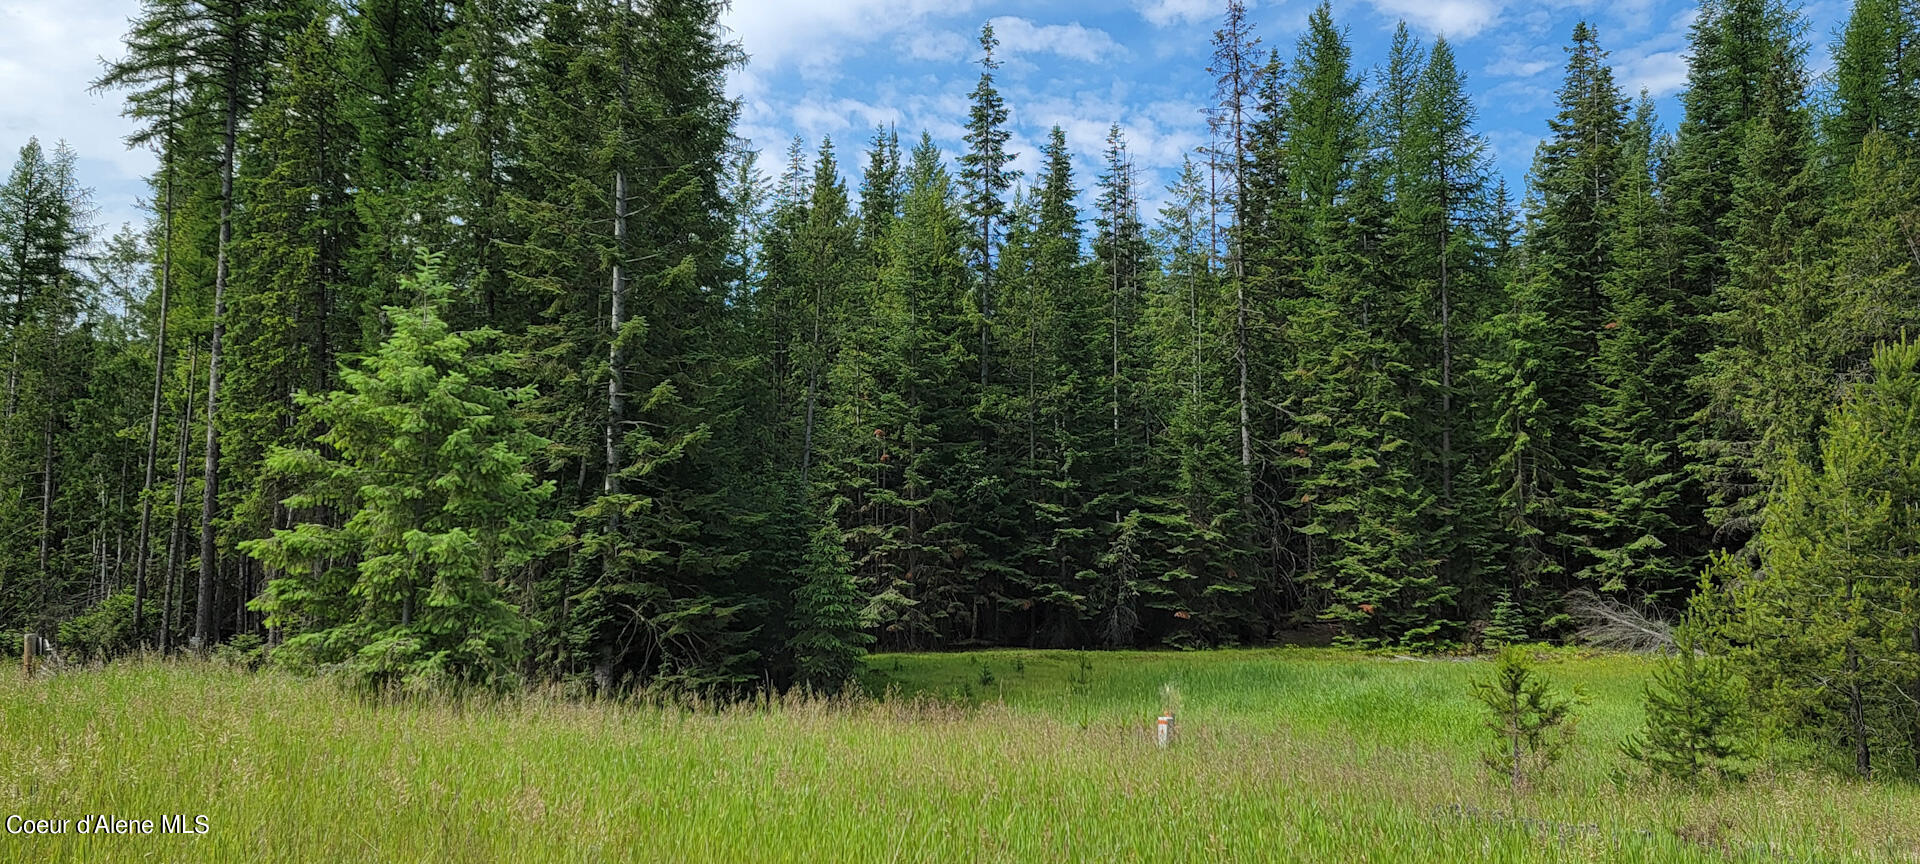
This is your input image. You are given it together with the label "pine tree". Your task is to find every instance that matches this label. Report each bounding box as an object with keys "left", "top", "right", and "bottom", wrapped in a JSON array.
[
  {"left": 1675, "top": 0, "right": 1811, "bottom": 552},
  {"left": 90, "top": 0, "right": 203, "bottom": 645},
  {"left": 1209, "top": 0, "right": 1258, "bottom": 474},
  {"left": 242, "top": 252, "right": 563, "bottom": 691},
  {"left": 795, "top": 139, "right": 856, "bottom": 487},
  {"left": 1827, "top": 0, "right": 1919, "bottom": 173},
  {"left": 0, "top": 140, "right": 101, "bottom": 634},
  {"left": 1286, "top": 2, "right": 1363, "bottom": 246},
  {"left": 788, "top": 516, "right": 871, "bottom": 691},
  {"left": 1480, "top": 21, "right": 1625, "bottom": 632},
  {"left": 959, "top": 22, "right": 1017, "bottom": 388},
  {"left": 1471, "top": 646, "right": 1582, "bottom": 789},
  {"left": 1626, "top": 592, "right": 1752, "bottom": 781},
  {"left": 1823, "top": 132, "right": 1920, "bottom": 381},
  {"left": 1143, "top": 158, "right": 1251, "bottom": 646},
  {"left": 1089, "top": 124, "right": 1159, "bottom": 645},
  {"left": 427, "top": 0, "right": 530, "bottom": 329},
  {"left": 1395, "top": 35, "right": 1496, "bottom": 631},
  {"left": 857, "top": 126, "right": 901, "bottom": 265},
  {"left": 225, "top": 19, "right": 358, "bottom": 630},
  {"left": 1578, "top": 95, "right": 1699, "bottom": 604},
  {"left": 1723, "top": 338, "right": 1920, "bottom": 777},
  {"left": 859, "top": 137, "right": 979, "bottom": 648},
  {"left": 341, "top": 0, "right": 447, "bottom": 336}
]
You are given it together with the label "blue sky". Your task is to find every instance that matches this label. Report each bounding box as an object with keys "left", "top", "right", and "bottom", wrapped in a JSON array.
[
  {"left": 724, "top": 0, "right": 1851, "bottom": 216},
  {"left": 0, "top": 0, "right": 1859, "bottom": 235}
]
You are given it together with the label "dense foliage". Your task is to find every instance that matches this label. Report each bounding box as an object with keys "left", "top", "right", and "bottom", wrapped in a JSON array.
[{"left": 0, "top": 0, "right": 1914, "bottom": 771}]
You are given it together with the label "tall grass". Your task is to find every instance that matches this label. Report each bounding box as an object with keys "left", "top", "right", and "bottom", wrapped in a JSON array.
[{"left": 0, "top": 650, "right": 1913, "bottom": 862}]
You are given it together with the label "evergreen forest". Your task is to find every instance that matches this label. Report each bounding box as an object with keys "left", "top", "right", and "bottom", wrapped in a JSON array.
[{"left": 4, "top": 0, "right": 1920, "bottom": 776}]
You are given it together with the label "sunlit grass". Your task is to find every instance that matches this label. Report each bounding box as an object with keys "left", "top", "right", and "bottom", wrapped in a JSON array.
[{"left": 0, "top": 650, "right": 1913, "bottom": 862}]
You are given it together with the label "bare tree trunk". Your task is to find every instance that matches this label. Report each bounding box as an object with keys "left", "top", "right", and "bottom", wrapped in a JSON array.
[
  {"left": 234, "top": 557, "right": 248, "bottom": 637},
  {"left": 1110, "top": 164, "right": 1124, "bottom": 524},
  {"left": 800, "top": 234, "right": 823, "bottom": 484},
  {"left": 38, "top": 412, "right": 54, "bottom": 588},
  {"left": 196, "top": 63, "right": 240, "bottom": 651},
  {"left": 1235, "top": 77, "right": 1250, "bottom": 477},
  {"left": 801, "top": 326, "right": 820, "bottom": 484},
  {"left": 1848, "top": 638, "right": 1870, "bottom": 778},
  {"left": 1843, "top": 566, "right": 1871, "bottom": 778},
  {"left": 162, "top": 342, "right": 197, "bottom": 651},
  {"left": 606, "top": 166, "right": 627, "bottom": 509},
  {"left": 606, "top": 0, "right": 634, "bottom": 533},
  {"left": 1439, "top": 168, "right": 1453, "bottom": 505},
  {"left": 980, "top": 209, "right": 993, "bottom": 387},
  {"left": 133, "top": 145, "right": 175, "bottom": 644},
  {"left": 4, "top": 284, "right": 21, "bottom": 418}
]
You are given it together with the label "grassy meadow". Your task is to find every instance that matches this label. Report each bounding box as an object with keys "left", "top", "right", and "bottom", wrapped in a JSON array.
[{"left": 0, "top": 649, "right": 1915, "bottom": 862}]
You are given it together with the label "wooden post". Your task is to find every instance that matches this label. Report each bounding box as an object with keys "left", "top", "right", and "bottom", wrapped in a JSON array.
[{"left": 23, "top": 632, "right": 37, "bottom": 678}]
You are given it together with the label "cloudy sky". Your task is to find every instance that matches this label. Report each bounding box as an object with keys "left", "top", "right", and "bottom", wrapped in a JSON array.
[{"left": 0, "top": 0, "right": 1856, "bottom": 234}]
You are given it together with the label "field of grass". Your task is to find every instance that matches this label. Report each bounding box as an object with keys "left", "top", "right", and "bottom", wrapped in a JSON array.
[{"left": 0, "top": 649, "right": 1915, "bottom": 862}]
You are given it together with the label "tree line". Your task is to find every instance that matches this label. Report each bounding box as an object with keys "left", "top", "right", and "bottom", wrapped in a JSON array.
[{"left": 0, "top": 0, "right": 1916, "bottom": 744}]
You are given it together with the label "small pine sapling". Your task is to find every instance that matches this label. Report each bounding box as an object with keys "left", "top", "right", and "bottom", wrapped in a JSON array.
[
  {"left": 1471, "top": 647, "right": 1583, "bottom": 790},
  {"left": 1624, "top": 586, "right": 1752, "bottom": 781},
  {"left": 1480, "top": 594, "right": 1530, "bottom": 648}
]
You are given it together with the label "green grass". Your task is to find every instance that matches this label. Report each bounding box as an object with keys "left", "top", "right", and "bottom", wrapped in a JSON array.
[{"left": 0, "top": 649, "right": 1914, "bottom": 862}]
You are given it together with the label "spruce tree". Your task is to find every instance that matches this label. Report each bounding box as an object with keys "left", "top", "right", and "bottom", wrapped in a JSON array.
[
  {"left": 1827, "top": 0, "right": 1918, "bottom": 172},
  {"left": 1674, "top": 0, "right": 1811, "bottom": 551},
  {"left": 862, "top": 136, "right": 980, "bottom": 647},
  {"left": 1480, "top": 21, "right": 1624, "bottom": 632},
  {"left": 341, "top": 0, "right": 447, "bottom": 336},
  {"left": 788, "top": 516, "right": 872, "bottom": 691},
  {"left": 0, "top": 140, "right": 98, "bottom": 634},
  {"left": 226, "top": 19, "right": 358, "bottom": 612},
  {"left": 1396, "top": 35, "right": 1496, "bottom": 630},
  {"left": 959, "top": 22, "right": 1017, "bottom": 387},
  {"left": 1579, "top": 95, "right": 1699, "bottom": 604},
  {"left": 243, "top": 252, "right": 563, "bottom": 691},
  {"left": 1143, "top": 158, "right": 1251, "bottom": 646}
]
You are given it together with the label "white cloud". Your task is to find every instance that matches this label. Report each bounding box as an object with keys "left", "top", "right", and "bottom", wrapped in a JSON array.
[
  {"left": 1617, "top": 50, "right": 1689, "bottom": 98},
  {"left": 0, "top": 0, "right": 153, "bottom": 231},
  {"left": 790, "top": 97, "right": 905, "bottom": 141},
  {"left": 987, "top": 16, "right": 1124, "bottom": 63},
  {"left": 1366, "top": 0, "right": 1502, "bottom": 39},
  {"left": 1484, "top": 57, "right": 1552, "bottom": 78},
  {"left": 721, "top": 0, "right": 981, "bottom": 74},
  {"left": 900, "top": 31, "right": 970, "bottom": 63},
  {"left": 1484, "top": 128, "right": 1543, "bottom": 178},
  {"left": 1132, "top": 0, "right": 1216, "bottom": 27}
]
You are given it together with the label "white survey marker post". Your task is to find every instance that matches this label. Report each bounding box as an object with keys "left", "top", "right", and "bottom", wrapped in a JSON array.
[{"left": 1156, "top": 713, "right": 1174, "bottom": 748}]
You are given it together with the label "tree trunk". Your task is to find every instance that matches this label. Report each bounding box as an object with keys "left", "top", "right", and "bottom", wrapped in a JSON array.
[
  {"left": 162, "top": 342, "right": 197, "bottom": 651},
  {"left": 1848, "top": 638, "right": 1870, "bottom": 778},
  {"left": 1844, "top": 567, "right": 1871, "bottom": 778},
  {"left": 606, "top": 166, "right": 626, "bottom": 511},
  {"left": 4, "top": 279, "right": 22, "bottom": 419},
  {"left": 38, "top": 411, "right": 55, "bottom": 590},
  {"left": 980, "top": 209, "right": 992, "bottom": 386},
  {"left": 800, "top": 235, "right": 821, "bottom": 484},
  {"left": 1232, "top": 115, "right": 1249, "bottom": 472},
  {"left": 606, "top": 0, "right": 633, "bottom": 527},
  {"left": 1438, "top": 168, "right": 1453, "bottom": 505},
  {"left": 196, "top": 60, "right": 240, "bottom": 651},
  {"left": 133, "top": 149, "right": 175, "bottom": 645}
]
